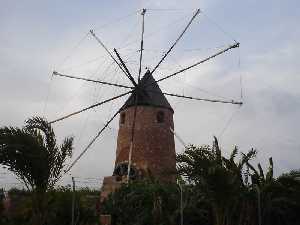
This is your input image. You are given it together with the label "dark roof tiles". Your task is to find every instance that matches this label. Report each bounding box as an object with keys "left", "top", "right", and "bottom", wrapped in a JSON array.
[{"left": 121, "top": 71, "right": 173, "bottom": 112}]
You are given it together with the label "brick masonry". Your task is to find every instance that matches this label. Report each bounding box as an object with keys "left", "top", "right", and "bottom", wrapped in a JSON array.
[
  {"left": 115, "top": 105, "right": 176, "bottom": 182},
  {"left": 99, "top": 104, "right": 176, "bottom": 219}
]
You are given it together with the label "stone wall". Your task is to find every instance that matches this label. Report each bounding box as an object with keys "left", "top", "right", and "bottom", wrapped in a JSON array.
[{"left": 115, "top": 106, "right": 176, "bottom": 182}]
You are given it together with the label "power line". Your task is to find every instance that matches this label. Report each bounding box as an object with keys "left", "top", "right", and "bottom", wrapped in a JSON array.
[
  {"left": 93, "top": 9, "right": 140, "bottom": 31},
  {"left": 218, "top": 105, "right": 242, "bottom": 138},
  {"left": 151, "top": 9, "right": 200, "bottom": 74},
  {"left": 238, "top": 47, "right": 244, "bottom": 100},
  {"left": 64, "top": 106, "right": 123, "bottom": 174},
  {"left": 118, "top": 12, "right": 191, "bottom": 50},
  {"left": 201, "top": 11, "right": 237, "bottom": 42},
  {"left": 147, "top": 8, "right": 195, "bottom": 12},
  {"left": 155, "top": 42, "right": 240, "bottom": 84}
]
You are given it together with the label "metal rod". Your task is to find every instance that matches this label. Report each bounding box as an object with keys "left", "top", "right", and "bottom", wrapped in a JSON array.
[
  {"left": 180, "top": 183, "right": 183, "bottom": 225},
  {"left": 127, "top": 142, "right": 134, "bottom": 182},
  {"left": 162, "top": 91, "right": 243, "bottom": 105},
  {"left": 64, "top": 108, "right": 122, "bottom": 174},
  {"left": 127, "top": 93, "right": 139, "bottom": 182},
  {"left": 90, "top": 30, "right": 132, "bottom": 81},
  {"left": 50, "top": 91, "right": 132, "bottom": 124},
  {"left": 113, "top": 48, "right": 138, "bottom": 87},
  {"left": 138, "top": 9, "right": 146, "bottom": 82},
  {"left": 52, "top": 71, "right": 133, "bottom": 89},
  {"left": 170, "top": 127, "right": 187, "bottom": 148},
  {"left": 71, "top": 177, "right": 75, "bottom": 225},
  {"left": 156, "top": 42, "right": 240, "bottom": 84},
  {"left": 146, "top": 89, "right": 242, "bottom": 105},
  {"left": 151, "top": 8, "right": 200, "bottom": 74}
]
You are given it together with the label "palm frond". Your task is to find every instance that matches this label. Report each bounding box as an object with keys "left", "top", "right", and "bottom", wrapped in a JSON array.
[
  {"left": 0, "top": 116, "right": 73, "bottom": 191},
  {"left": 213, "top": 136, "right": 222, "bottom": 165},
  {"left": 258, "top": 163, "right": 265, "bottom": 180},
  {"left": 25, "top": 116, "right": 57, "bottom": 153},
  {"left": 230, "top": 146, "right": 238, "bottom": 162},
  {"left": 266, "top": 157, "right": 274, "bottom": 182}
]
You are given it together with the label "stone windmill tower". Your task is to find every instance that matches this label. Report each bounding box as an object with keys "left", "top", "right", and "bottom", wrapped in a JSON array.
[{"left": 100, "top": 70, "right": 176, "bottom": 200}]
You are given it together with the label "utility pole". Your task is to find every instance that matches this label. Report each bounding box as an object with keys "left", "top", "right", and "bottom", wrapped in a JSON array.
[{"left": 71, "top": 177, "right": 76, "bottom": 225}]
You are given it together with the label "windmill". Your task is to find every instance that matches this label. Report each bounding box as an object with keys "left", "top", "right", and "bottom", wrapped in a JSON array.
[{"left": 49, "top": 8, "right": 242, "bottom": 185}]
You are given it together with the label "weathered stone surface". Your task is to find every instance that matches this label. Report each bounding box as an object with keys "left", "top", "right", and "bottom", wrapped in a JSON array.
[
  {"left": 99, "top": 105, "right": 176, "bottom": 204},
  {"left": 115, "top": 106, "right": 176, "bottom": 182},
  {"left": 100, "top": 176, "right": 122, "bottom": 202}
]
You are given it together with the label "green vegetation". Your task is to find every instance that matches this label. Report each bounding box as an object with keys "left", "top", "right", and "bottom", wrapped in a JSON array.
[
  {"left": 101, "top": 137, "right": 300, "bottom": 225},
  {"left": 1, "top": 118, "right": 300, "bottom": 225},
  {"left": 101, "top": 181, "right": 180, "bottom": 225},
  {"left": 0, "top": 188, "right": 5, "bottom": 219},
  {"left": 0, "top": 187, "right": 100, "bottom": 225},
  {"left": 0, "top": 117, "right": 74, "bottom": 225}
]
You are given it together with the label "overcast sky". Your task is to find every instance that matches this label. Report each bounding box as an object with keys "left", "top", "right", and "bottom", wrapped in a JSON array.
[{"left": 1, "top": 0, "right": 299, "bottom": 189}]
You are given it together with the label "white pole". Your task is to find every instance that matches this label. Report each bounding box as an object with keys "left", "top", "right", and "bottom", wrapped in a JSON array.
[
  {"left": 127, "top": 142, "right": 133, "bottom": 182},
  {"left": 71, "top": 177, "right": 75, "bottom": 225},
  {"left": 170, "top": 127, "right": 187, "bottom": 148}
]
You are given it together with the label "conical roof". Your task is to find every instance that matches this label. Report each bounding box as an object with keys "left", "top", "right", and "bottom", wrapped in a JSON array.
[{"left": 121, "top": 71, "right": 173, "bottom": 112}]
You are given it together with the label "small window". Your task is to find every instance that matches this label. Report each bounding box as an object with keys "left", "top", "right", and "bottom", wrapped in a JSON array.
[
  {"left": 156, "top": 111, "right": 164, "bottom": 123},
  {"left": 120, "top": 113, "right": 126, "bottom": 124}
]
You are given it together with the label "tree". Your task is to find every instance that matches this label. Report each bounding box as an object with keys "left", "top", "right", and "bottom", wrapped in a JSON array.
[
  {"left": 46, "top": 187, "right": 100, "bottom": 225},
  {"left": 91, "top": 134, "right": 300, "bottom": 225},
  {"left": 176, "top": 137, "right": 257, "bottom": 225},
  {"left": 177, "top": 137, "right": 300, "bottom": 225},
  {"left": 101, "top": 180, "right": 185, "bottom": 225},
  {"left": 247, "top": 159, "right": 300, "bottom": 225},
  {"left": 0, "top": 116, "right": 74, "bottom": 225},
  {"left": 2, "top": 188, "right": 32, "bottom": 225}
]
